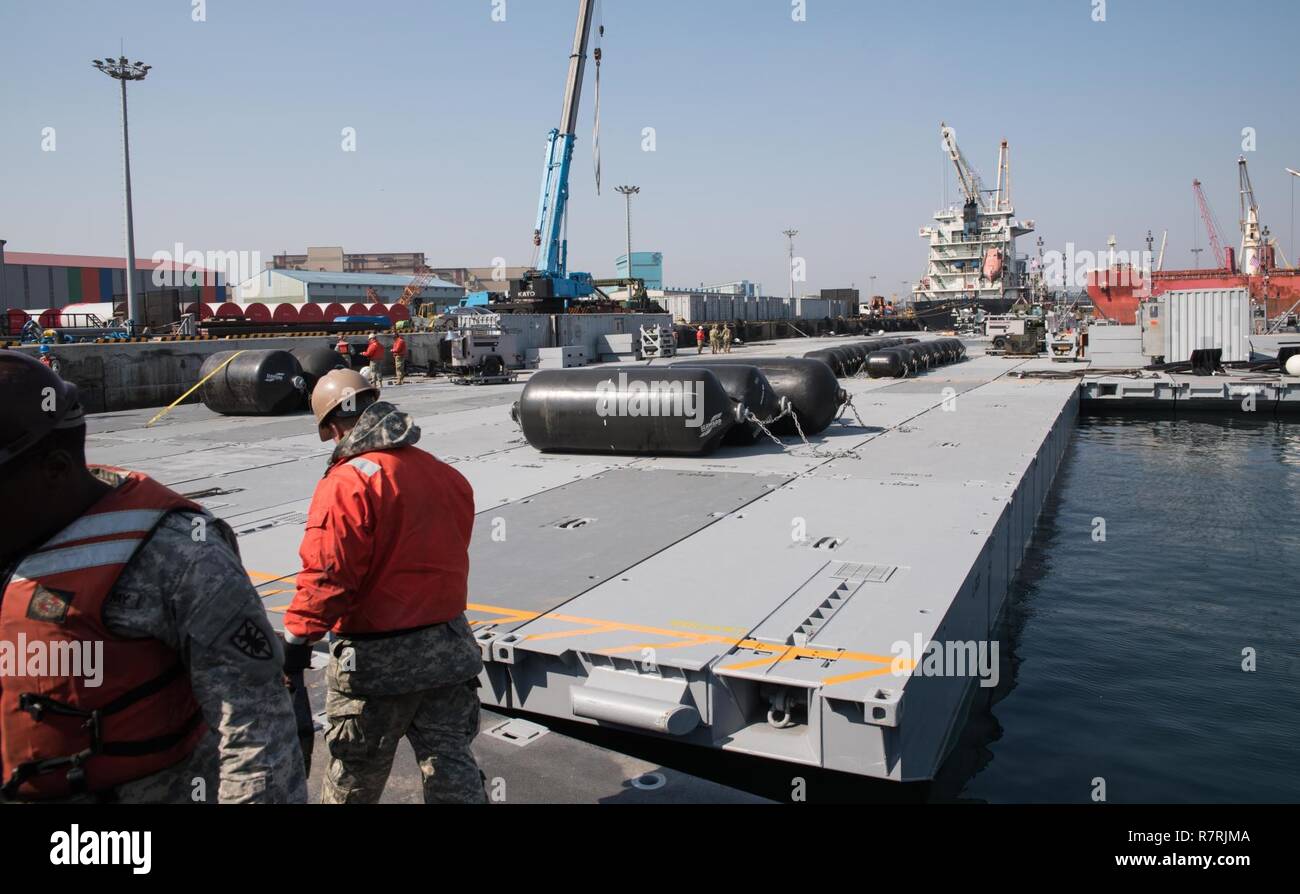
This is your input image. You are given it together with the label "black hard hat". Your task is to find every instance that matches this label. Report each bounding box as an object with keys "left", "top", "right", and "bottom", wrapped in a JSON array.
[{"left": 0, "top": 352, "right": 85, "bottom": 466}]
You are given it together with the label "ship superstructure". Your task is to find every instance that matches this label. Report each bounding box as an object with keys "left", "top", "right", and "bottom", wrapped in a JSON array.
[{"left": 912, "top": 124, "right": 1035, "bottom": 329}]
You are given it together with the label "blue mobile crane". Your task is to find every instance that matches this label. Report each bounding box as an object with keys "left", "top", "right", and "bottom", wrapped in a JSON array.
[{"left": 507, "top": 0, "right": 600, "bottom": 310}]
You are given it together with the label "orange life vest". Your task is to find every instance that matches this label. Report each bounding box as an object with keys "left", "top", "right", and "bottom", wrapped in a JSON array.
[{"left": 0, "top": 469, "right": 208, "bottom": 800}]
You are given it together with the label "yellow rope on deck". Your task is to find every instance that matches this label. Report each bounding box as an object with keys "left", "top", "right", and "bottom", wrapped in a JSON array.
[{"left": 146, "top": 350, "right": 246, "bottom": 427}]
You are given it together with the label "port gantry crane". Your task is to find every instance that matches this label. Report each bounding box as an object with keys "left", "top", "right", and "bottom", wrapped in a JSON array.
[
  {"left": 1193, "top": 177, "right": 1230, "bottom": 271},
  {"left": 1238, "top": 156, "right": 1264, "bottom": 275},
  {"left": 508, "top": 0, "right": 602, "bottom": 310}
]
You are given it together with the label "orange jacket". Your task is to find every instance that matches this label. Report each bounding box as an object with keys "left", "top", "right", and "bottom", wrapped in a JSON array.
[
  {"left": 391, "top": 336, "right": 407, "bottom": 357},
  {"left": 1, "top": 470, "right": 207, "bottom": 799},
  {"left": 285, "top": 447, "right": 475, "bottom": 643},
  {"left": 361, "top": 340, "right": 384, "bottom": 361}
]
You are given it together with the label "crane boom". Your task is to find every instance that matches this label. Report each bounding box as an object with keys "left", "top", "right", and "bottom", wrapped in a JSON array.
[
  {"left": 1238, "top": 155, "right": 1263, "bottom": 274},
  {"left": 1193, "top": 179, "right": 1228, "bottom": 270},
  {"left": 940, "top": 122, "right": 989, "bottom": 211},
  {"left": 529, "top": 0, "right": 598, "bottom": 296},
  {"left": 397, "top": 268, "right": 436, "bottom": 307}
]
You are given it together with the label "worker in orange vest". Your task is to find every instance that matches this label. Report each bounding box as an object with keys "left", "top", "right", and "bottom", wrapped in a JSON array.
[
  {"left": 695, "top": 326, "right": 706, "bottom": 354},
  {"left": 0, "top": 353, "right": 306, "bottom": 803},
  {"left": 334, "top": 336, "right": 352, "bottom": 369},
  {"left": 360, "top": 334, "right": 385, "bottom": 386},
  {"left": 283, "top": 369, "right": 485, "bottom": 804},
  {"left": 391, "top": 333, "right": 408, "bottom": 385}
]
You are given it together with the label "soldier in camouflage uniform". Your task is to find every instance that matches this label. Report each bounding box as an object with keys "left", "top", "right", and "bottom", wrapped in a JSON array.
[
  {"left": 282, "top": 369, "right": 486, "bottom": 804},
  {"left": 0, "top": 353, "right": 306, "bottom": 804}
]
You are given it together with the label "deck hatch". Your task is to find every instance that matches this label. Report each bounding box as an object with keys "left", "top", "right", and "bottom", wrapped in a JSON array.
[{"left": 828, "top": 562, "right": 897, "bottom": 583}]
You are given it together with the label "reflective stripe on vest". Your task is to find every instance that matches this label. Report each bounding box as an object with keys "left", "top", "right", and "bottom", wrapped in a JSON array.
[
  {"left": 41, "top": 509, "right": 167, "bottom": 549},
  {"left": 12, "top": 538, "right": 145, "bottom": 582},
  {"left": 0, "top": 469, "right": 208, "bottom": 800}
]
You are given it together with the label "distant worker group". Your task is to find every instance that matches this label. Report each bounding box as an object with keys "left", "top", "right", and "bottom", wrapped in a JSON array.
[
  {"left": 695, "top": 323, "right": 733, "bottom": 354},
  {"left": 333, "top": 331, "right": 408, "bottom": 387},
  {"left": 710, "top": 323, "right": 733, "bottom": 354}
]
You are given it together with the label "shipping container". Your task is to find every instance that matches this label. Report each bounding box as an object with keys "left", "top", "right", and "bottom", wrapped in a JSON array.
[{"left": 1160, "top": 288, "right": 1252, "bottom": 363}]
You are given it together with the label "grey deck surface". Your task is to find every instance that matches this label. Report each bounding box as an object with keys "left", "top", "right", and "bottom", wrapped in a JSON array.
[{"left": 86, "top": 335, "right": 1079, "bottom": 785}]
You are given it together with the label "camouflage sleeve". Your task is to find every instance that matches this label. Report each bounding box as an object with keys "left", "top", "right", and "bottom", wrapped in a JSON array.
[{"left": 105, "top": 513, "right": 308, "bottom": 804}]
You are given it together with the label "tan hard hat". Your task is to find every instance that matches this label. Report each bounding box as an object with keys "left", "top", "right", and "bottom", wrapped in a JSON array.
[
  {"left": 310, "top": 368, "right": 377, "bottom": 441},
  {"left": 0, "top": 351, "right": 85, "bottom": 466}
]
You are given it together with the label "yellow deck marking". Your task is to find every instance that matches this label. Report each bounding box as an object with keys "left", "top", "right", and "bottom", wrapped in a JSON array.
[
  {"left": 465, "top": 601, "right": 897, "bottom": 684},
  {"left": 721, "top": 648, "right": 797, "bottom": 672},
  {"left": 255, "top": 592, "right": 902, "bottom": 687},
  {"left": 821, "top": 665, "right": 901, "bottom": 687}
]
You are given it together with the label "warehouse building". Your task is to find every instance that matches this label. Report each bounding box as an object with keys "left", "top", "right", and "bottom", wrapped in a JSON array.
[
  {"left": 0, "top": 249, "right": 227, "bottom": 312},
  {"left": 237, "top": 268, "right": 464, "bottom": 309}
]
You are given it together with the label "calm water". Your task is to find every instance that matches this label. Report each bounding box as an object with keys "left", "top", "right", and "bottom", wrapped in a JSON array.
[{"left": 949, "top": 415, "right": 1300, "bottom": 803}]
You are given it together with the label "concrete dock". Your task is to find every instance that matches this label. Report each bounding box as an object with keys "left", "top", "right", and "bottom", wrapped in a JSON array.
[{"left": 85, "top": 336, "right": 1078, "bottom": 786}]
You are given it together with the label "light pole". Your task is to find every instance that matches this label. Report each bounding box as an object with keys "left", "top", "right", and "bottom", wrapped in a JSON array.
[
  {"left": 93, "top": 55, "right": 151, "bottom": 333},
  {"left": 615, "top": 185, "right": 639, "bottom": 294},
  {"left": 783, "top": 229, "right": 798, "bottom": 301}
]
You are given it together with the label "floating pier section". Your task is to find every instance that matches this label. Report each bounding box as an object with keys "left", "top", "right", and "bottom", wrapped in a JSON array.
[{"left": 85, "top": 338, "right": 1078, "bottom": 782}]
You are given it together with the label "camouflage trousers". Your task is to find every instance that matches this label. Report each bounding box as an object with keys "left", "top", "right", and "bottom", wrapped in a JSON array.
[
  {"left": 394, "top": 355, "right": 405, "bottom": 384},
  {"left": 320, "top": 679, "right": 487, "bottom": 804}
]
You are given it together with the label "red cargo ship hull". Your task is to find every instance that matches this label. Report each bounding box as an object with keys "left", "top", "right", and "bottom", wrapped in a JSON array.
[{"left": 1086, "top": 265, "right": 1300, "bottom": 324}]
